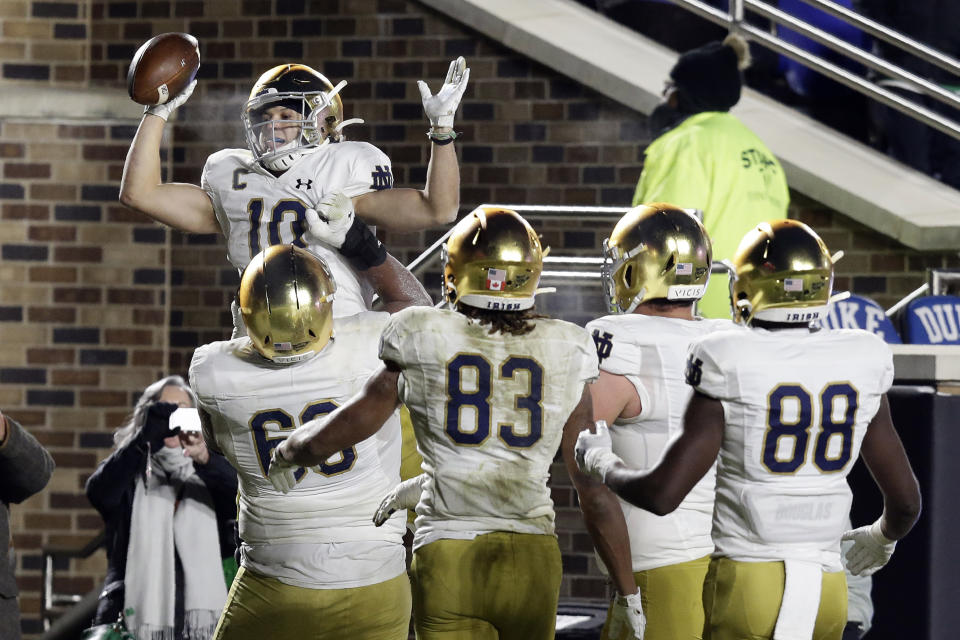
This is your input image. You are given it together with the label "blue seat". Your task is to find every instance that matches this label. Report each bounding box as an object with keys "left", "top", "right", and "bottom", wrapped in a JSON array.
[
  {"left": 902, "top": 295, "right": 960, "bottom": 345},
  {"left": 817, "top": 294, "right": 901, "bottom": 343}
]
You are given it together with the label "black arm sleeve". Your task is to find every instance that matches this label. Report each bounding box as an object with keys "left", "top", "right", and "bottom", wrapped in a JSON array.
[{"left": 339, "top": 218, "right": 387, "bottom": 271}]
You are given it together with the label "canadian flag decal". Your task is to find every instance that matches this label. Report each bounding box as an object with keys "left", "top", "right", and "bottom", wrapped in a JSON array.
[{"left": 486, "top": 268, "right": 506, "bottom": 291}]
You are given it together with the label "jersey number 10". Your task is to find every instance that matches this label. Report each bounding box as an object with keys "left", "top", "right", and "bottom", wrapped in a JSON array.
[{"left": 247, "top": 199, "right": 308, "bottom": 258}]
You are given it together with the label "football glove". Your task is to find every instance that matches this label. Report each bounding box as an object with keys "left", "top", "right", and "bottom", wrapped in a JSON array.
[
  {"left": 418, "top": 57, "right": 469, "bottom": 130},
  {"left": 267, "top": 444, "right": 299, "bottom": 494},
  {"left": 145, "top": 79, "right": 196, "bottom": 122},
  {"left": 306, "top": 191, "right": 385, "bottom": 270},
  {"left": 842, "top": 518, "right": 897, "bottom": 576},
  {"left": 607, "top": 590, "right": 646, "bottom": 640},
  {"left": 373, "top": 473, "right": 427, "bottom": 527},
  {"left": 305, "top": 191, "right": 355, "bottom": 250},
  {"left": 574, "top": 421, "right": 624, "bottom": 483}
]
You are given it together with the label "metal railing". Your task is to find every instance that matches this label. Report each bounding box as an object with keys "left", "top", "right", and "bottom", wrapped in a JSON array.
[
  {"left": 885, "top": 268, "right": 960, "bottom": 316},
  {"left": 41, "top": 530, "right": 105, "bottom": 632},
  {"left": 405, "top": 204, "right": 731, "bottom": 284},
  {"left": 407, "top": 206, "right": 956, "bottom": 325},
  {"left": 661, "top": 0, "right": 960, "bottom": 141},
  {"left": 407, "top": 205, "right": 628, "bottom": 278},
  {"left": 406, "top": 205, "right": 630, "bottom": 277}
]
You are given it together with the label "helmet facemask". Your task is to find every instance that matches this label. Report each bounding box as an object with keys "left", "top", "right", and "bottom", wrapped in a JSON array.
[{"left": 242, "top": 65, "right": 363, "bottom": 172}]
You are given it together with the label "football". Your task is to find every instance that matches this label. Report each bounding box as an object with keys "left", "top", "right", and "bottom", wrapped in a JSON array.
[{"left": 126, "top": 32, "right": 200, "bottom": 106}]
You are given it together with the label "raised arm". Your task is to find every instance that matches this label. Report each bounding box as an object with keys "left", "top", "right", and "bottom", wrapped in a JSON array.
[
  {"left": 85, "top": 402, "right": 178, "bottom": 515},
  {"left": 119, "top": 82, "right": 220, "bottom": 234},
  {"left": 352, "top": 57, "right": 468, "bottom": 230},
  {"left": 353, "top": 139, "right": 459, "bottom": 230}
]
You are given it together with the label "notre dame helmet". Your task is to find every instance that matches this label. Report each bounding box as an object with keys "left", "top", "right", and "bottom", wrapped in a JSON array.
[
  {"left": 729, "top": 219, "right": 834, "bottom": 325},
  {"left": 242, "top": 64, "right": 349, "bottom": 172},
  {"left": 602, "top": 203, "right": 712, "bottom": 314},
  {"left": 442, "top": 207, "right": 544, "bottom": 311},
  {"left": 239, "top": 244, "right": 337, "bottom": 363}
]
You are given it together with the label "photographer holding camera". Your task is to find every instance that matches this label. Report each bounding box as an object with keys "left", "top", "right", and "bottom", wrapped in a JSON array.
[{"left": 85, "top": 375, "right": 238, "bottom": 640}]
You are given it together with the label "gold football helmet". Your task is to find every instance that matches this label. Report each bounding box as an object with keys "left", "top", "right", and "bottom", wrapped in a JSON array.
[
  {"left": 242, "top": 64, "right": 359, "bottom": 171},
  {"left": 239, "top": 244, "right": 336, "bottom": 363},
  {"left": 442, "top": 207, "right": 544, "bottom": 311},
  {"left": 602, "top": 203, "right": 712, "bottom": 313},
  {"left": 730, "top": 219, "right": 834, "bottom": 325}
]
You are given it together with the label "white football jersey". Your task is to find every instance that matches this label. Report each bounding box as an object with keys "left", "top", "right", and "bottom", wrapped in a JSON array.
[
  {"left": 189, "top": 311, "right": 405, "bottom": 588},
  {"left": 201, "top": 141, "right": 393, "bottom": 318},
  {"left": 379, "top": 307, "right": 599, "bottom": 550},
  {"left": 586, "top": 313, "right": 733, "bottom": 571},
  {"left": 687, "top": 326, "right": 894, "bottom": 570}
]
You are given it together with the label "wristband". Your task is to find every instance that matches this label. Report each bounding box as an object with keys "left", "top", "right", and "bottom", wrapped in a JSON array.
[
  {"left": 339, "top": 217, "right": 387, "bottom": 270},
  {"left": 427, "top": 130, "right": 459, "bottom": 145}
]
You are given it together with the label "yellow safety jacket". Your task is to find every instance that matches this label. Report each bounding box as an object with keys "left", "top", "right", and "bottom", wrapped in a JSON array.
[{"left": 634, "top": 111, "right": 790, "bottom": 318}]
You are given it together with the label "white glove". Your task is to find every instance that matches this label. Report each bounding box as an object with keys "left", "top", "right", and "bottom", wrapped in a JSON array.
[
  {"left": 144, "top": 79, "right": 196, "bottom": 121},
  {"left": 842, "top": 518, "right": 897, "bottom": 576},
  {"left": 304, "top": 192, "right": 355, "bottom": 249},
  {"left": 373, "top": 473, "right": 427, "bottom": 526},
  {"left": 607, "top": 591, "right": 646, "bottom": 640},
  {"left": 267, "top": 444, "right": 299, "bottom": 494},
  {"left": 418, "top": 57, "right": 469, "bottom": 129},
  {"left": 574, "top": 421, "right": 624, "bottom": 483}
]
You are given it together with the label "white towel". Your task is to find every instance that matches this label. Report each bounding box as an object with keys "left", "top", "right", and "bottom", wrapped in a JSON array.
[{"left": 773, "top": 559, "right": 822, "bottom": 640}]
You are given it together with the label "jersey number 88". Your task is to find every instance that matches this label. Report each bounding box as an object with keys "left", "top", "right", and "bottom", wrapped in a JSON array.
[{"left": 762, "top": 382, "right": 857, "bottom": 474}]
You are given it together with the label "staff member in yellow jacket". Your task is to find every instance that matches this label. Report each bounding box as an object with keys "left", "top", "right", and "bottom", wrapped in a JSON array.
[{"left": 634, "top": 33, "right": 790, "bottom": 318}]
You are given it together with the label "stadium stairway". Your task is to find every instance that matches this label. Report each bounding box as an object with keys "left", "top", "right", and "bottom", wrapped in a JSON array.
[{"left": 420, "top": 0, "right": 960, "bottom": 252}]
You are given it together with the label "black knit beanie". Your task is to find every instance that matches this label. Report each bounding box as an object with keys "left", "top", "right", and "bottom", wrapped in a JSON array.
[{"left": 670, "top": 35, "right": 745, "bottom": 113}]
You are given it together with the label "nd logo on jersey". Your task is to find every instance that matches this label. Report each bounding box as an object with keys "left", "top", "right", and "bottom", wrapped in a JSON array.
[
  {"left": 592, "top": 330, "right": 613, "bottom": 364},
  {"left": 370, "top": 165, "right": 393, "bottom": 190}
]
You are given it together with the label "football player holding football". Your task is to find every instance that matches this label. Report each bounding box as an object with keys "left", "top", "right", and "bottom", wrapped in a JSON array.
[
  {"left": 189, "top": 243, "right": 430, "bottom": 639},
  {"left": 576, "top": 220, "right": 921, "bottom": 640},
  {"left": 573, "top": 204, "right": 732, "bottom": 640},
  {"left": 121, "top": 57, "right": 468, "bottom": 322},
  {"left": 268, "top": 208, "right": 599, "bottom": 640}
]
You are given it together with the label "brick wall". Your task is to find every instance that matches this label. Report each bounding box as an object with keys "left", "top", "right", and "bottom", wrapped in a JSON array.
[{"left": 1, "top": 0, "right": 957, "bottom": 636}]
